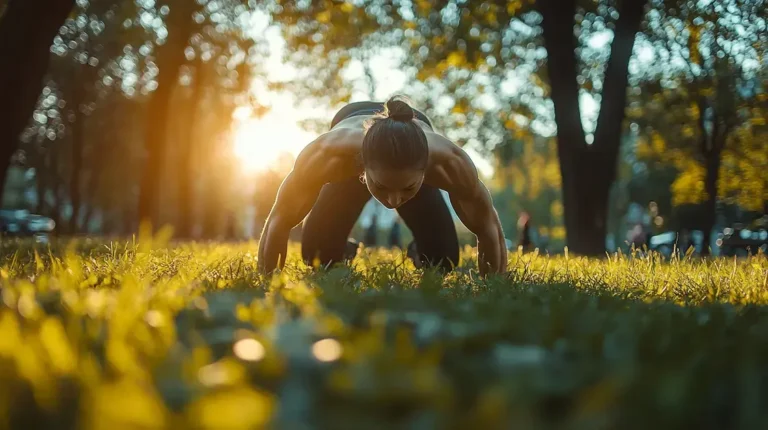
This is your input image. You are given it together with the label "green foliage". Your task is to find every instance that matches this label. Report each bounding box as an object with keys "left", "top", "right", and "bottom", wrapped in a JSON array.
[
  {"left": 0, "top": 238, "right": 766, "bottom": 428},
  {"left": 718, "top": 121, "right": 768, "bottom": 211},
  {"left": 12, "top": 0, "right": 270, "bottom": 234},
  {"left": 628, "top": 0, "right": 768, "bottom": 215},
  {"left": 491, "top": 134, "right": 565, "bottom": 247},
  {"left": 267, "top": 0, "right": 391, "bottom": 105}
]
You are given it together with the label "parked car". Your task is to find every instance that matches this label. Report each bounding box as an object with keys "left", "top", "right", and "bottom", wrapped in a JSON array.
[
  {"left": 0, "top": 209, "right": 56, "bottom": 241},
  {"left": 717, "top": 219, "right": 768, "bottom": 256},
  {"left": 649, "top": 230, "right": 704, "bottom": 257}
]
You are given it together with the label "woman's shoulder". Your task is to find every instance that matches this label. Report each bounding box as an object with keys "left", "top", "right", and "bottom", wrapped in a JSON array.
[
  {"left": 423, "top": 133, "right": 481, "bottom": 197},
  {"left": 291, "top": 129, "right": 363, "bottom": 182},
  {"left": 318, "top": 127, "right": 365, "bottom": 155},
  {"left": 296, "top": 128, "right": 363, "bottom": 163}
]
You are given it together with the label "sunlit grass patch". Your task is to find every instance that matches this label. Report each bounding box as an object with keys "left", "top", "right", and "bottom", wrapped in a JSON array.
[{"left": 0, "top": 236, "right": 766, "bottom": 429}]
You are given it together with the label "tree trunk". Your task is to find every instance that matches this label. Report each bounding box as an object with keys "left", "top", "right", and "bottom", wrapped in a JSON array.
[
  {"left": 0, "top": 0, "right": 76, "bottom": 195},
  {"left": 31, "top": 144, "right": 47, "bottom": 214},
  {"left": 539, "top": 0, "right": 646, "bottom": 256},
  {"left": 700, "top": 121, "right": 727, "bottom": 256},
  {"left": 79, "top": 149, "right": 104, "bottom": 234},
  {"left": 68, "top": 123, "right": 82, "bottom": 234},
  {"left": 34, "top": 146, "right": 60, "bottom": 218},
  {"left": 176, "top": 62, "right": 205, "bottom": 238},
  {"left": 539, "top": 0, "right": 592, "bottom": 254},
  {"left": 48, "top": 180, "right": 65, "bottom": 232},
  {"left": 696, "top": 95, "right": 729, "bottom": 257},
  {"left": 137, "top": 1, "right": 196, "bottom": 229},
  {"left": 68, "top": 107, "right": 86, "bottom": 235},
  {"left": 35, "top": 169, "right": 46, "bottom": 214},
  {"left": 700, "top": 150, "right": 721, "bottom": 256}
]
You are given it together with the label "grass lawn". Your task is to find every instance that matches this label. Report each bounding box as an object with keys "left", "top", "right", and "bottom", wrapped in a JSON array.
[{"left": 0, "top": 235, "right": 766, "bottom": 430}]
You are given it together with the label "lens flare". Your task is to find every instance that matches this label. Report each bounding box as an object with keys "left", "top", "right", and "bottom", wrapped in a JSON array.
[
  {"left": 233, "top": 338, "right": 266, "bottom": 362},
  {"left": 312, "top": 338, "right": 342, "bottom": 362},
  {"left": 232, "top": 119, "right": 287, "bottom": 172}
]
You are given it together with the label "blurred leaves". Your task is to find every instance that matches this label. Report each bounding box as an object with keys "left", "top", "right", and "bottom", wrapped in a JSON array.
[
  {"left": 8, "top": 0, "right": 272, "bottom": 236},
  {"left": 628, "top": 0, "right": 768, "bottom": 219}
]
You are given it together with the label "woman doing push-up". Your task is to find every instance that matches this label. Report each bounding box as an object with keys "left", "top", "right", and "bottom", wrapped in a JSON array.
[{"left": 257, "top": 96, "right": 507, "bottom": 276}]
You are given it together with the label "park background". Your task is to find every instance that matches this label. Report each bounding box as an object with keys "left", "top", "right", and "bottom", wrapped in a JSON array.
[{"left": 0, "top": 0, "right": 765, "bottom": 256}]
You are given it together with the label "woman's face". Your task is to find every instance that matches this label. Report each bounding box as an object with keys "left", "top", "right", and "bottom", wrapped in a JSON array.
[{"left": 364, "top": 167, "right": 425, "bottom": 209}]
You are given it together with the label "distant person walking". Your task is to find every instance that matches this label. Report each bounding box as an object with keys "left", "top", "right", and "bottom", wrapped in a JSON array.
[
  {"left": 364, "top": 213, "right": 379, "bottom": 246},
  {"left": 388, "top": 217, "right": 403, "bottom": 248},
  {"left": 517, "top": 211, "right": 532, "bottom": 251},
  {"left": 627, "top": 223, "right": 647, "bottom": 251}
]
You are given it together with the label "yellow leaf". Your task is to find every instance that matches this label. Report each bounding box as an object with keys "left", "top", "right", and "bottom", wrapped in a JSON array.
[
  {"left": 551, "top": 200, "right": 564, "bottom": 218},
  {"left": 39, "top": 317, "right": 77, "bottom": 375},
  {"left": 671, "top": 163, "right": 707, "bottom": 206},
  {"left": 688, "top": 23, "right": 701, "bottom": 65},
  {"left": 551, "top": 226, "right": 566, "bottom": 240},
  {"left": 452, "top": 102, "right": 467, "bottom": 114},
  {"left": 651, "top": 132, "right": 666, "bottom": 153},
  {"left": 235, "top": 303, "right": 250, "bottom": 321},
  {"left": 85, "top": 378, "right": 169, "bottom": 430},
  {"left": 687, "top": 102, "right": 700, "bottom": 120},
  {"left": 185, "top": 385, "right": 275, "bottom": 430},
  {"left": 0, "top": 311, "right": 20, "bottom": 357},
  {"left": 446, "top": 51, "right": 466, "bottom": 67},
  {"left": 485, "top": 10, "right": 498, "bottom": 26},
  {"left": 316, "top": 10, "right": 331, "bottom": 23},
  {"left": 340, "top": 2, "right": 354, "bottom": 13},
  {"left": 34, "top": 250, "right": 43, "bottom": 272},
  {"left": 15, "top": 341, "right": 58, "bottom": 411}
]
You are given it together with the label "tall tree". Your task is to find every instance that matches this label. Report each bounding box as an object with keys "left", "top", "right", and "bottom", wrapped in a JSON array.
[
  {"left": 174, "top": 58, "right": 206, "bottom": 238},
  {"left": 537, "top": 0, "right": 647, "bottom": 255},
  {"left": 138, "top": 0, "right": 263, "bottom": 233},
  {"left": 15, "top": 0, "right": 144, "bottom": 233},
  {"left": 137, "top": 0, "right": 199, "bottom": 228},
  {"left": 54, "top": 0, "right": 126, "bottom": 233},
  {"left": 0, "top": 0, "right": 76, "bottom": 196}
]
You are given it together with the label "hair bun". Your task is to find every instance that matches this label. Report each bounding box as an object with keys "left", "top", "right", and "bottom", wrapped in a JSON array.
[{"left": 385, "top": 97, "right": 415, "bottom": 122}]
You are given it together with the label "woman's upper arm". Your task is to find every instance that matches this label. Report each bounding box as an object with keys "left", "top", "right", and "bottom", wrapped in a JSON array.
[
  {"left": 269, "top": 128, "right": 361, "bottom": 227},
  {"left": 270, "top": 140, "right": 329, "bottom": 228},
  {"left": 445, "top": 146, "right": 499, "bottom": 238}
]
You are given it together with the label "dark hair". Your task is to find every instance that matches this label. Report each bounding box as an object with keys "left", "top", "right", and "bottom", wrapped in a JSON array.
[{"left": 362, "top": 96, "right": 429, "bottom": 170}]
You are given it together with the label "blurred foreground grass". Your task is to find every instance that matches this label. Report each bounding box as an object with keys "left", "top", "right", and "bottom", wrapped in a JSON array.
[{"left": 0, "top": 234, "right": 766, "bottom": 430}]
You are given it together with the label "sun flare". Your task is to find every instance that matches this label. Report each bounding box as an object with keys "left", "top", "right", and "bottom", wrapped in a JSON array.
[{"left": 232, "top": 118, "right": 290, "bottom": 173}]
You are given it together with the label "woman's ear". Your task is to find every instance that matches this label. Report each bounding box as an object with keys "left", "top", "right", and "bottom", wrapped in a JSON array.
[{"left": 359, "top": 171, "right": 367, "bottom": 184}]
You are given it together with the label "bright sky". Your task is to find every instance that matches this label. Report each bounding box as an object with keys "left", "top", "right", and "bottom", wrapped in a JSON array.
[{"left": 233, "top": 13, "right": 495, "bottom": 180}]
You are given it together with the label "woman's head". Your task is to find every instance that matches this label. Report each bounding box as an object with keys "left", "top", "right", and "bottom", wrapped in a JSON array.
[{"left": 362, "top": 96, "right": 429, "bottom": 209}]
